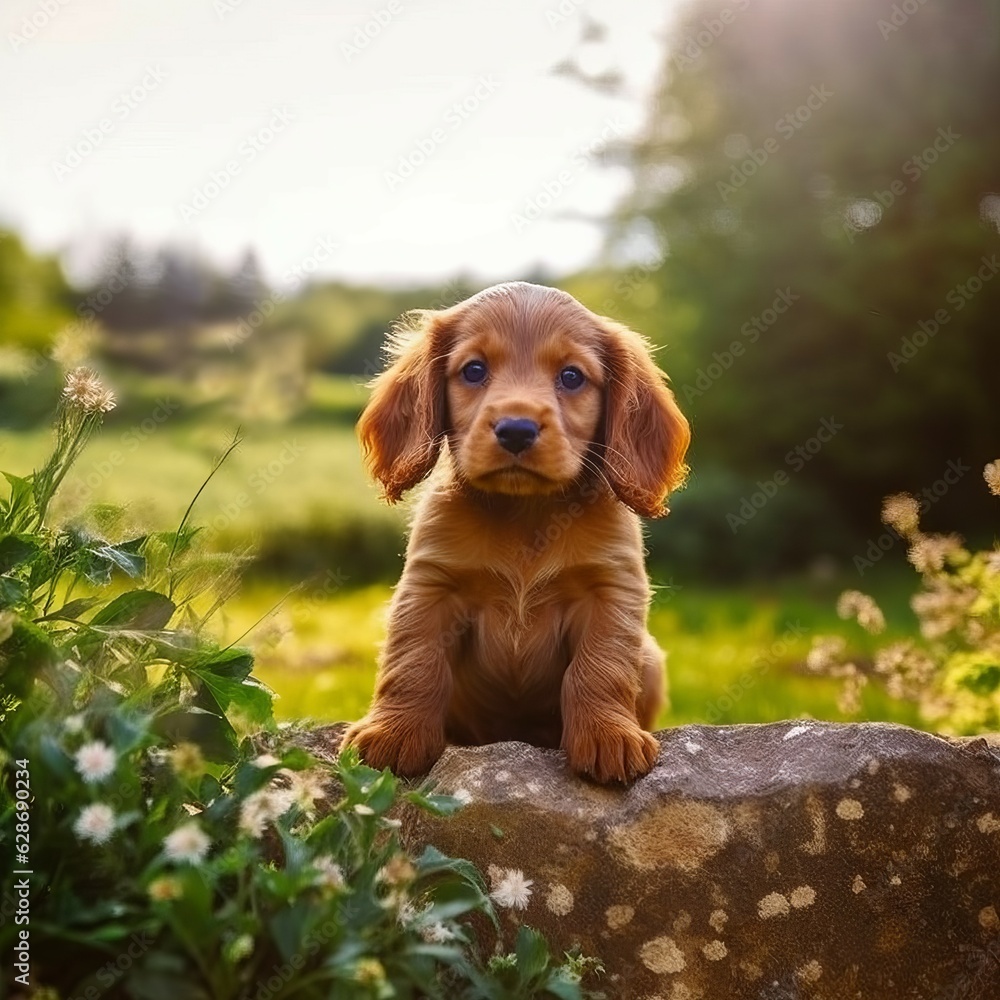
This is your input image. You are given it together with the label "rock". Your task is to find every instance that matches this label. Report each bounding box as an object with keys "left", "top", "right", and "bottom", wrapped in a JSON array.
[{"left": 306, "top": 721, "right": 1000, "bottom": 999}]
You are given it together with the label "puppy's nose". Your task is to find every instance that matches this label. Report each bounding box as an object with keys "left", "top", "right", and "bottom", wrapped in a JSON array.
[{"left": 494, "top": 417, "right": 539, "bottom": 455}]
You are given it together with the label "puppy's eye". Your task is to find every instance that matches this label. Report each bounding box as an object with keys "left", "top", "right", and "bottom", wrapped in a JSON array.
[
  {"left": 461, "top": 360, "right": 488, "bottom": 384},
  {"left": 557, "top": 366, "right": 585, "bottom": 391}
]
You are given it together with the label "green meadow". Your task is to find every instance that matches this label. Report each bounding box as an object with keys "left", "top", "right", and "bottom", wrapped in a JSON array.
[{"left": 0, "top": 372, "right": 924, "bottom": 732}]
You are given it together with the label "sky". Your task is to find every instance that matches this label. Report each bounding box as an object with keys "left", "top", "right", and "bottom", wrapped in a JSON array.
[{"left": 1, "top": 0, "right": 675, "bottom": 290}]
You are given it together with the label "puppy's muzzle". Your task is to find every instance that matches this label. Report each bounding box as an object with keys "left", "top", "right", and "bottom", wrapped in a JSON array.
[{"left": 494, "top": 417, "right": 539, "bottom": 455}]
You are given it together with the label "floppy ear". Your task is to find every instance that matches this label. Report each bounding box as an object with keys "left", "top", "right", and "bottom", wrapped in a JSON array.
[
  {"left": 600, "top": 319, "right": 691, "bottom": 518},
  {"left": 357, "top": 310, "right": 451, "bottom": 503}
]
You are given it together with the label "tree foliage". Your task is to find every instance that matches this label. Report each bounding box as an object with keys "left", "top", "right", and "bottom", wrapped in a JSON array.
[{"left": 620, "top": 0, "right": 1000, "bottom": 539}]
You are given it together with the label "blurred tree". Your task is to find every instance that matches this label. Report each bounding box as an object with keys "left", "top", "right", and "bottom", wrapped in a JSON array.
[
  {"left": 222, "top": 247, "right": 268, "bottom": 317},
  {"left": 619, "top": 0, "right": 1000, "bottom": 541},
  {"left": 0, "top": 229, "right": 71, "bottom": 352},
  {"left": 153, "top": 247, "right": 211, "bottom": 328}
]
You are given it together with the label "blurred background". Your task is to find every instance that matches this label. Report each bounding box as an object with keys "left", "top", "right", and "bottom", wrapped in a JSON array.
[{"left": 1, "top": 0, "right": 997, "bottom": 729}]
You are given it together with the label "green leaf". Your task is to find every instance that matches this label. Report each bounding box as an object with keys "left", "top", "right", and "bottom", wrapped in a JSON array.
[
  {"left": 37, "top": 732, "right": 74, "bottom": 781},
  {"left": 2, "top": 472, "right": 34, "bottom": 515},
  {"left": 545, "top": 975, "right": 584, "bottom": 1000},
  {"left": 515, "top": 926, "right": 552, "bottom": 983},
  {"left": 0, "top": 534, "right": 40, "bottom": 574},
  {"left": 233, "top": 758, "right": 281, "bottom": 797},
  {"left": 36, "top": 596, "right": 101, "bottom": 622},
  {"left": 154, "top": 705, "right": 237, "bottom": 763},
  {"left": 196, "top": 647, "right": 254, "bottom": 682},
  {"left": 90, "top": 590, "right": 176, "bottom": 630},
  {"left": 106, "top": 710, "right": 154, "bottom": 754},
  {"left": 422, "top": 881, "right": 490, "bottom": 923},
  {"left": 26, "top": 546, "right": 55, "bottom": 594},
  {"left": 0, "top": 575, "right": 28, "bottom": 609},
  {"left": 279, "top": 747, "right": 314, "bottom": 771},
  {"left": 120, "top": 951, "right": 192, "bottom": 1000},
  {"left": 365, "top": 770, "right": 397, "bottom": 813},
  {"left": 0, "top": 618, "right": 56, "bottom": 699},
  {"left": 269, "top": 902, "right": 311, "bottom": 962},
  {"left": 404, "top": 790, "right": 465, "bottom": 817},
  {"left": 195, "top": 672, "right": 273, "bottom": 729}
]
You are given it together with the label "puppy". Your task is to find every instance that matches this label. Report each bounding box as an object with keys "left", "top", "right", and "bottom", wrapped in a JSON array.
[{"left": 341, "top": 282, "right": 690, "bottom": 783}]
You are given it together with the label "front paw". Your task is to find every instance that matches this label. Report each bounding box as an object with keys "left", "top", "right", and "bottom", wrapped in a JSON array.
[
  {"left": 563, "top": 719, "right": 660, "bottom": 784},
  {"left": 341, "top": 715, "right": 445, "bottom": 777}
]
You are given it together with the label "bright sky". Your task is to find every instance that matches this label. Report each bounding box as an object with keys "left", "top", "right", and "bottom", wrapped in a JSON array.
[{"left": 1, "top": 0, "right": 674, "bottom": 289}]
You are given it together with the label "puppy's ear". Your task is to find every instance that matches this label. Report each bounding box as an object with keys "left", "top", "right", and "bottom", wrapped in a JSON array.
[
  {"left": 600, "top": 319, "right": 691, "bottom": 518},
  {"left": 358, "top": 310, "right": 452, "bottom": 503}
]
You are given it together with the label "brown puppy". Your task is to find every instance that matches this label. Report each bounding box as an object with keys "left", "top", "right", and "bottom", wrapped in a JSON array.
[{"left": 341, "top": 282, "right": 690, "bottom": 783}]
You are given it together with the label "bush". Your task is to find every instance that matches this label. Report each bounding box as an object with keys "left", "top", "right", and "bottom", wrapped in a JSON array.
[
  {"left": 0, "top": 369, "right": 602, "bottom": 999},
  {"left": 807, "top": 463, "right": 1000, "bottom": 733},
  {"left": 644, "top": 464, "right": 855, "bottom": 581}
]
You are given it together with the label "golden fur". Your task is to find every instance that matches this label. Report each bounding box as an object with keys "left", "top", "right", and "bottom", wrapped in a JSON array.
[{"left": 341, "top": 282, "right": 690, "bottom": 783}]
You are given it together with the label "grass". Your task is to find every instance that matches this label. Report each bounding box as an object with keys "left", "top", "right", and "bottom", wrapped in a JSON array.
[
  {"left": 1, "top": 368, "right": 927, "bottom": 734},
  {"left": 0, "top": 373, "right": 408, "bottom": 583},
  {"left": 218, "top": 573, "right": 924, "bottom": 731}
]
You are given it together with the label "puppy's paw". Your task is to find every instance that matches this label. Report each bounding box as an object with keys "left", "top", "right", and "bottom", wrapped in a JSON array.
[
  {"left": 341, "top": 716, "right": 444, "bottom": 777},
  {"left": 563, "top": 720, "right": 660, "bottom": 784}
]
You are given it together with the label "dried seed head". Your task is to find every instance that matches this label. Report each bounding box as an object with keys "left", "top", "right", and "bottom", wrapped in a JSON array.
[
  {"left": 881, "top": 493, "right": 920, "bottom": 536},
  {"left": 62, "top": 367, "right": 116, "bottom": 413},
  {"left": 984, "top": 461, "right": 1000, "bottom": 497}
]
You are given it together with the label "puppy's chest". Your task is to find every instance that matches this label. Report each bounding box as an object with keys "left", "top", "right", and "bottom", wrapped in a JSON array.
[{"left": 454, "top": 570, "right": 571, "bottom": 677}]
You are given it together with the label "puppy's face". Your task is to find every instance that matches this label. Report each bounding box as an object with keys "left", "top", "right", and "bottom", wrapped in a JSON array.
[
  {"left": 445, "top": 292, "right": 604, "bottom": 496},
  {"left": 358, "top": 281, "right": 690, "bottom": 517}
]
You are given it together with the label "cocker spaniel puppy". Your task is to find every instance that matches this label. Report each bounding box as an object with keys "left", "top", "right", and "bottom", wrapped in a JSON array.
[{"left": 341, "top": 282, "right": 690, "bottom": 783}]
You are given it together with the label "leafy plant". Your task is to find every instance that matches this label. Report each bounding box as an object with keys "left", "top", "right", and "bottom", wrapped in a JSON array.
[
  {"left": 0, "top": 368, "right": 602, "bottom": 999},
  {"left": 808, "top": 461, "right": 1000, "bottom": 733}
]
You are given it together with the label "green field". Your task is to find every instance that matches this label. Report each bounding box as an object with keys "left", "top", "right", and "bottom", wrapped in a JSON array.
[
  {"left": 214, "top": 576, "right": 922, "bottom": 731},
  {"left": 0, "top": 372, "right": 925, "bottom": 733}
]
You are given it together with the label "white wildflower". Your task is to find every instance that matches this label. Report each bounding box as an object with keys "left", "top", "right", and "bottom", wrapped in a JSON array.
[
  {"left": 74, "top": 740, "right": 116, "bottom": 783},
  {"left": 74, "top": 803, "right": 116, "bottom": 845},
  {"left": 239, "top": 786, "right": 295, "bottom": 837},
  {"left": 422, "top": 922, "right": 456, "bottom": 943},
  {"left": 63, "top": 714, "right": 85, "bottom": 734},
  {"left": 163, "top": 821, "right": 211, "bottom": 864},
  {"left": 312, "top": 855, "right": 345, "bottom": 891},
  {"left": 354, "top": 803, "right": 375, "bottom": 816},
  {"left": 378, "top": 855, "right": 416, "bottom": 886},
  {"left": 289, "top": 770, "right": 327, "bottom": 814},
  {"left": 490, "top": 868, "right": 533, "bottom": 910}
]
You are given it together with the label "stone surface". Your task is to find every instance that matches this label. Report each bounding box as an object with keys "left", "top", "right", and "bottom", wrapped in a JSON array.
[{"left": 306, "top": 722, "right": 1000, "bottom": 999}]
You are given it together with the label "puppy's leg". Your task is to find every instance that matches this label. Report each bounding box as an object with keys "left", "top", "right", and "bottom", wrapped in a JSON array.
[
  {"left": 341, "top": 579, "right": 457, "bottom": 777},
  {"left": 636, "top": 633, "right": 668, "bottom": 730},
  {"left": 560, "top": 591, "right": 661, "bottom": 784}
]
